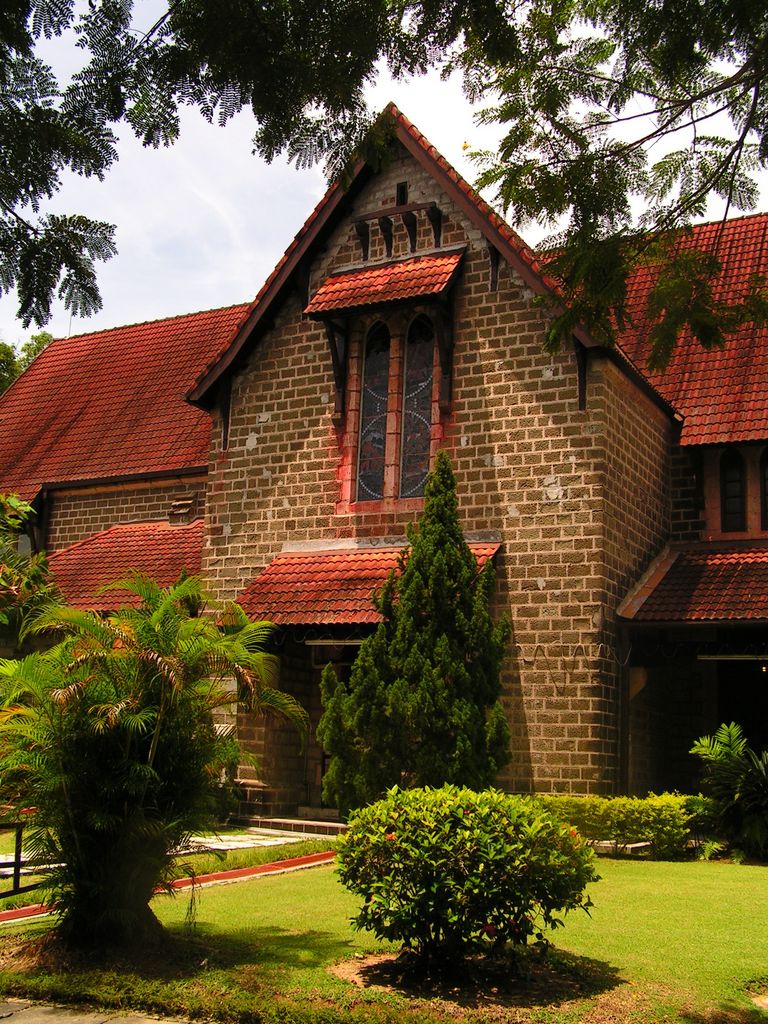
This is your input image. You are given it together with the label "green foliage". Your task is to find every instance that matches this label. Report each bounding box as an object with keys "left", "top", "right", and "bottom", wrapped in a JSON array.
[
  {"left": 468, "top": 0, "right": 768, "bottom": 366},
  {"left": 0, "top": 493, "right": 58, "bottom": 650},
  {"left": 318, "top": 452, "right": 510, "bottom": 814},
  {"left": 537, "top": 792, "right": 707, "bottom": 859},
  {"left": 691, "top": 722, "right": 768, "bottom": 860},
  {"left": 0, "top": 343, "right": 17, "bottom": 394},
  {"left": 15, "top": 330, "right": 52, "bottom": 372},
  {"left": 0, "top": 574, "right": 308, "bottom": 947},
  {"left": 337, "top": 785, "right": 598, "bottom": 962},
  {"left": 0, "top": 493, "right": 35, "bottom": 538},
  {"left": 3, "top": 1, "right": 765, "bottom": 364}
]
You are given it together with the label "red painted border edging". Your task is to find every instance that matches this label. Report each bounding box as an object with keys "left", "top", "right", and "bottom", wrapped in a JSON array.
[
  {"left": 0, "top": 850, "right": 337, "bottom": 924},
  {"left": 170, "top": 849, "right": 336, "bottom": 889}
]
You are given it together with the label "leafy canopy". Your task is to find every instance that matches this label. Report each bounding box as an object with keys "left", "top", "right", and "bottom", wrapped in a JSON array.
[
  {"left": 3, "top": 0, "right": 767, "bottom": 364},
  {"left": 318, "top": 452, "right": 510, "bottom": 815},
  {"left": 0, "top": 331, "right": 53, "bottom": 394},
  {"left": 0, "top": 573, "right": 308, "bottom": 947}
]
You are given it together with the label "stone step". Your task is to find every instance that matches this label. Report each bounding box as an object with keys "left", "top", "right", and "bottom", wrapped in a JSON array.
[{"left": 237, "top": 816, "right": 347, "bottom": 836}]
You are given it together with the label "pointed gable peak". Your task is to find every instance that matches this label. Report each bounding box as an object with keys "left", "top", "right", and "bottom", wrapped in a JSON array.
[{"left": 188, "top": 103, "right": 558, "bottom": 406}]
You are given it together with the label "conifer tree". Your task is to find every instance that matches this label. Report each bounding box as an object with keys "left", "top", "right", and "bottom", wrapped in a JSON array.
[{"left": 318, "top": 452, "right": 510, "bottom": 814}]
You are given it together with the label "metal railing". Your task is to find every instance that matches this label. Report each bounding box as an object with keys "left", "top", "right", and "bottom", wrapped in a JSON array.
[{"left": 0, "top": 821, "right": 43, "bottom": 900}]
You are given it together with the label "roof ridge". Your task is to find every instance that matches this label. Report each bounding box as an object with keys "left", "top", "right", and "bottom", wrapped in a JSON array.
[
  {"left": 56, "top": 301, "right": 252, "bottom": 344},
  {"left": 687, "top": 209, "right": 768, "bottom": 229}
]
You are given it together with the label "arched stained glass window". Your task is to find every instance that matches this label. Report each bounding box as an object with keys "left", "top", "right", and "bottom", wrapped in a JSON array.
[
  {"left": 400, "top": 315, "right": 434, "bottom": 498},
  {"left": 720, "top": 449, "right": 746, "bottom": 532},
  {"left": 357, "top": 322, "right": 391, "bottom": 502}
]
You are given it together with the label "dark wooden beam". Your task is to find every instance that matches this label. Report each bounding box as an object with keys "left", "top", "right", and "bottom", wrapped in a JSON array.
[
  {"left": 433, "top": 304, "right": 454, "bottom": 414},
  {"left": 355, "top": 200, "right": 437, "bottom": 222},
  {"left": 427, "top": 205, "right": 442, "bottom": 247},
  {"left": 402, "top": 210, "right": 417, "bottom": 253},
  {"left": 487, "top": 243, "right": 500, "bottom": 291},
  {"left": 324, "top": 320, "right": 348, "bottom": 425},
  {"left": 574, "top": 341, "right": 587, "bottom": 411},
  {"left": 378, "top": 216, "right": 393, "bottom": 257},
  {"left": 293, "top": 258, "right": 311, "bottom": 304},
  {"left": 354, "top": 221, "right": 370, "bottom": 261},
  {"left": 218, "top": 377, "right": 232, "bottom": 451}
]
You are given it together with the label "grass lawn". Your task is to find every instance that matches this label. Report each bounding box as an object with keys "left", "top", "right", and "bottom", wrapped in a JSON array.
[{"left": 0, "top": 859, "right": 766, "bottom": 1023}]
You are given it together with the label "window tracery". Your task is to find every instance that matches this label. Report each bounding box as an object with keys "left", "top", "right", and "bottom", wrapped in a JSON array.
[{"left": 355, "top": 313, "right": 436, "bottom": 504}]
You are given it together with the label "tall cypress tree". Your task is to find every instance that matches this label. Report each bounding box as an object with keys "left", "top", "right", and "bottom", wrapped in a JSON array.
[{"left": 318, "top": 451, "right": 510, "bottom": 814}]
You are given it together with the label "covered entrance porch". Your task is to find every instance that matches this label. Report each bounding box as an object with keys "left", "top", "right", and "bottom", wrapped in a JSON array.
[{"left": 618, "top": 541, "right": 768, "bottom": 795}]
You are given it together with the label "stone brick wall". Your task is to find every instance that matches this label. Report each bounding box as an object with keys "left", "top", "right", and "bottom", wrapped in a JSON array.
[
  {"left": 588, "top": 357, "right": 673, "bottom": 789},
  {"left": 670, "top": 446, "right": 705, "bottom": 542},
  {"left": 203, "top": 142, "right": 678, "bottom": 810},
  {"left": 46, "top": 476, "right": 206, "bottom": 551}
]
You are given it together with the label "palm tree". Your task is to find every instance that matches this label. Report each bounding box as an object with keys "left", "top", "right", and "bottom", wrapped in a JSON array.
[
  {"left": 0, "top": 574, "right": 307, "bottom": 947},
  {"left": 691, "top": 722, "right": 768, "bottom": 859}
]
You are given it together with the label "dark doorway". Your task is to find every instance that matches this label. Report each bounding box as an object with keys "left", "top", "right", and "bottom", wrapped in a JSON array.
[
  {"left": 717, "top": 660, "right": 768, "bottom": 752},
  {"left": 304, "top": 644, "right": 358, "bottom": 810}
]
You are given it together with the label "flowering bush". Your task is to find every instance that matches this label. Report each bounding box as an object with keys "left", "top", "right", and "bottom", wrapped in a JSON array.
[{"left": 337, "top": 785, "right": 598, "bottom": 962}]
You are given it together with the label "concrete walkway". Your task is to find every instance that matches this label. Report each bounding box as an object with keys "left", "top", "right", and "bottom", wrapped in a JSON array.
[{"left": 0, "top": 1000, "right": 184, "bottom": 1024}]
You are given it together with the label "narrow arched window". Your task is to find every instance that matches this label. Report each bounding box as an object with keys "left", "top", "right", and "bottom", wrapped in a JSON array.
[
  {"left": 761, "top": 449, "right": 768, "bottom": 530},
  {"left": 720, "top": 449, "right": 746, "bottom": 532},
  {"left": 400, "top": 315, "right": 434, "bottom": 498},
  {"left": 357, "top": 322, "right": 390, "bottom": 502}
]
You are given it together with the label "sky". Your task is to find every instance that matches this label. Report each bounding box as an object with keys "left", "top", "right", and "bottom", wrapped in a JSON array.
[{"left": 0, "top": 44, "right": 506, "bottom": 348}]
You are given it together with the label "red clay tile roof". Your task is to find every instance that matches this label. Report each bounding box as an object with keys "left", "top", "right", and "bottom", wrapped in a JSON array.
[
  {"left": 620, "top": 213, "right": 768, "bottom": 445},
  {"left": 305, "top": 251, "right": 464, "bottom": 316},
  {"left": 618, "top": 542, "right": 768, "bottom": 622},
  {"left": 0, "top": 303, "right": 250, "bottom": 501},
  {"left": 237, "top": 543, "right": 500, "bottom": 626},
  {"left": 48, "top": 518, "right": 204, "bottom": 610}
]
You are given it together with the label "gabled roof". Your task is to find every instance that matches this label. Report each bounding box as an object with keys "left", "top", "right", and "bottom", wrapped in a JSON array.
[
  {"left": 619, "top": 213, "right": 768, "bottom": 445},
  {"left": 189, "top": 103, "right": 765, "bottom": 444},
  {"left": 187, "top": 102, "right": 566, "bottom": 406},
  {"left": 305, "top": 250, "right": 464, "bottom": 316},
  {"left": 237, "top": 543, "right": 500, "bottom": 626},
  {"left": 0, "top": 304, "right": 249, "bottom": 501},
  {"left": 618, "top": 541, "right": 768, "bottom": 623},
  {"left": 48, "top": 518, "right": 204, "bottom": 610}
]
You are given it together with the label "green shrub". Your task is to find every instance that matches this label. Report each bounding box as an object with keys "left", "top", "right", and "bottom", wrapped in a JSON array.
[
  {"left": 537, "top": 792, "right": 704, "bottom": 858},
  {"left": 336, "top": 785, "right": 598, "bottom": 963}
]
